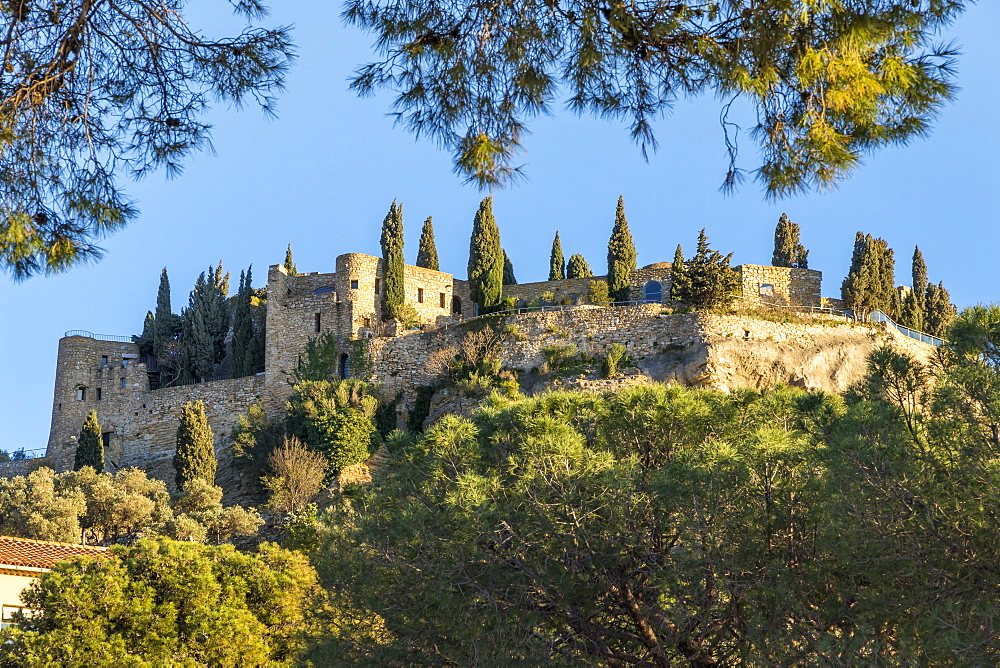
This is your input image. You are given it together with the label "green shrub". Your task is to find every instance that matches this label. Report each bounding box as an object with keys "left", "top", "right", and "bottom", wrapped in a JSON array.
[
  {"left": 542, "top": 344, "right": 580, "bottom": 371},
  {"left": 602, "top": 343, "right": 626, "bottom": 378},
  {"left": 588, "top": 280, "right": 611, "bottom": 306}
]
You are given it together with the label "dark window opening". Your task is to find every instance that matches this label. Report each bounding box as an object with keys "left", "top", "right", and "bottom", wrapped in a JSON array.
[
  {"left": 314, "top": 313, "right": 321, "bottom": 333},
  {"left": 374, "top": 279, "right": 380, "bottom": 294},
  {"left": 76, "top": 387, "right": 86, "bottom": 401},
  {"left": 313, "top": 286, "right": 335, "bottom": 295},
  {"left": 363, "top": 317, "right": 371, "bottom": 328},
  {"left": 417, "top": 288, "right": 424, "bottom": 303},
  {"left": 440, "top": 293, "right": 446, "bottom": 308},
  {"left": 452, "top": 296, "right": 462, "bottom": 314},
  {"left": 102, "top": 432, "right": 112, "bottom": 450},
  {"left": 95, "top": 388, "right": 102, "bottom": 401},
  {"left": 643, "top": 281, "right": 663, "bottom": 304},
  {"left": 350, "top": 279, "right": 359, "bottom": 290},
  {"left": 339, "top": 353, "right": 350, "bottom": 380},
  {"left": 100, "top": 355, "right": 108, "bottom": 365},
  {"left": 120, "top": 378, "right": 126, "bottom": 389}
]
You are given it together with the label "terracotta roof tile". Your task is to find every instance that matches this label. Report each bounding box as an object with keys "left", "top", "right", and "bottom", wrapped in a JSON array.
[{"left": 0, "top": 535, "right": 108, "bottom": 570}]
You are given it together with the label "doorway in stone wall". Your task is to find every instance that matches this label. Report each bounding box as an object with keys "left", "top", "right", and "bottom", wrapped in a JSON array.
[
  {"left": 339, "top": 353, "right": 349, "bottom": 379},
  {"left": 643, "top": 281, "right": 662, "bottom": 304}
]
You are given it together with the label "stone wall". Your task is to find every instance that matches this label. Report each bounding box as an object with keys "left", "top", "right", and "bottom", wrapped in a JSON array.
[
  {"left": 738, "top": 265, "right": 822, "bottom": 307},
  {"left": 47, "top": 362, "right": 265, "bottom": 490}
]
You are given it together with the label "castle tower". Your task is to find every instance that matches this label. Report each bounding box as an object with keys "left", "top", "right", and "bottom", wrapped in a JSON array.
[{"left": 45, "top": 334, "right": 145, "bottom": 471}]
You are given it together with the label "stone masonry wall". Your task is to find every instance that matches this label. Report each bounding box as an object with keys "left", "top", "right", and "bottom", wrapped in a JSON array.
[{"left": 738, "top": 265, "right": 822, "bottom": 307}]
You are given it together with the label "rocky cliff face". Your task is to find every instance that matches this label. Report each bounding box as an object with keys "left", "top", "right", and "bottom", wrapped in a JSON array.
[
  {"left": 641, "top": 315, "right": 933, "bottom": 395},
  {"left": 418, "top": 315, "right": 936, "bottom": 429}
]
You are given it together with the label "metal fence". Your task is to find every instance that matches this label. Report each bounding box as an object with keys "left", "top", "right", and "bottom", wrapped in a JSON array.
[
  {"left": 0, "top": 447, "right": 47, "bottom": 461},
  {"left": 869, "top": 310, "right": 944, "bottom": 347},
  {"left": 64, "top": 330, "right": 135, "bottom": 343}
]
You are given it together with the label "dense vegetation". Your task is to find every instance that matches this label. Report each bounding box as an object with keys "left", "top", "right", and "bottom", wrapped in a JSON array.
[{"left": 302, "top": 306, "right": 1000, "bottom": 663}]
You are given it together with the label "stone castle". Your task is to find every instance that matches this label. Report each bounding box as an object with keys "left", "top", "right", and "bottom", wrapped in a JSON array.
[{"left": 37, "top": 251, "right": 924, "bottom": 489}]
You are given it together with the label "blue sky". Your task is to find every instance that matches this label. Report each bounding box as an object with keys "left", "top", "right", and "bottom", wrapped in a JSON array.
[{"left": 3, "top": 2, "right": 998, "bottom": 451}]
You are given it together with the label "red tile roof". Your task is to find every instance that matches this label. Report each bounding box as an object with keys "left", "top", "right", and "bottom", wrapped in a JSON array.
[{"left": 0, "top": 536, "right": 108, "bottom": 570}]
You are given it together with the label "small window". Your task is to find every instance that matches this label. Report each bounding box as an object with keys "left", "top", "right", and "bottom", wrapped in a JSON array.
[
  {"left": 440, "top": 292, "right": 446, "bottom": 308},
  {"left": 339, "top": 353, "right": 350, "bottom": 380},
  {"left": 313, "top": 286, "right": 335, "bottom": 295},
  {"left": 417, "top": 288, "right": 424, "bottom": 303},
  {"left": 374, "top": 278, "right": 380, "bottom": 294},
  {"left": 95, "top": 388, "right": 102, "bottom": 401},
  {"left": 363, "top": 317, "right": 371, "bottom": 328},
  {"left": 350, "top": 280, "right": 359, "bottom": 290},
  {"left": 759, "top": 283, "right": 775, "bottom": 297},
  {"left": 100, "top": 355, "right": 108, "bottom": 365},
  {"left": 77, "top": 387, "right": 86, "bottom": 401},
  {"left": 121, "top": 359, "right": 128, "bottom": 368},
  {"left": 314, "top": 313, "right": 321, "bottom": 333},
  {"left": 120, "top": 378, "right": 126, "bottom": 389}
]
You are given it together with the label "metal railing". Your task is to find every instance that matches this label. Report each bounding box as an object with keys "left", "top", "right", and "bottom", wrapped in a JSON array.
[
  {"left": 64, "top": 330, "right": 135, "bottom": 343},
  {"left": 869, "top": 310, "right": 944, "bottom": 347},
  {"left": 755, "top": 300, "right": 856, "bottom": 320},
  {"left": 443, "top": 300, "right": 658, "bottom": 329},
  {"left": 0, "top": 447, "right": 47, "bottom": 462}
]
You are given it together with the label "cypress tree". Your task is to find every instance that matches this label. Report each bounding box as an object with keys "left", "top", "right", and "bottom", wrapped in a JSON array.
[
  {"left": 900, "top": 246, "right": 928, "bottom": 330},
  {"left": 549, "top": 231, "right": 565, "bottom": 281},
  {"left": 205, "top": 261, "right": 230, "bottom": 364},
  {"left": 380, "top": 201, "right": 405, "bottom": 320},
  {"left": 841, "top": 233, "right": 898, "bottom": 318},
  {"left": 284, "top": 244, "right": 297, "bottom": 275},
  {"left": 74, "top": 410, "right": 103, "bottom": 473},
  {"left": 137, "top": 311, "right": 155, "bottom": 358},
  {"left": 502, "top": 250, "right": 517, "bottom": 285},
  {"left": 152, "top": 268, "right": 179, "bottom": 357},
  {"left": 566, "top": 254, "right": 592, "bottom": 279},
  {"left": 771, "top": 213, "right": 809, "bottom": 268},
  {"left": 416, "top": 216, "right": 439, "bottom": 271},
  {"left": 925, "top": 282, "right": 957, "bottom": 337},
  {"left": 671, "top": 229, "right": 739, "bottom": 307},
  {"left": 181, "top": 276, "right": 214, "bottom": 381},
  {"left": 606, "top": 196, "right": 637, "bottom": 304},
  {"left": 173, "top": 400, "right": 217, "bottom": 490},
  {"left": 232, "top": 267, "right": 255, "bottom": 378},
  {"left": 467, "top": 196, "right": 503, "bottom": 313},
  {"left": 671, "top": 244, "right": 689, "bottom": 301}
]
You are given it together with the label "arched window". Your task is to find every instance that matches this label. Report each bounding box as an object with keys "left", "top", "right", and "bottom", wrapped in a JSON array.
[
  {"left": 516, "top": 299, "right": 527, "bottom": 309},
  {"left": 759, "top": 283, "right": 775, "bottom": 297},
  {"left": 313, "top": 286, "right": 335, "bottom": 295},
  {"left": 643, "top": 281, "right": 662, "bottom": 304},
  {"left": 452, "top": 295, "right": 463, "bottom": 314},
  {"left": 339, "top": 353, "right": 350, "bottom": 379}
]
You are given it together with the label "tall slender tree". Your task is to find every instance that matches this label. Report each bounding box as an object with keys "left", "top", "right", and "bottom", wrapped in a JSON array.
[
  {"left": 567, "top": 254, "right": 592, "bottom": 279},
  {"left": 771, "top": 213, "right": 809, "bottom": 268},
  {"left": 284, "top": 244, "right": 298, "bottom": 275},
  {"left": 549, "top": 232, "right": 566, "bottom": 281},
  {"left": 380, "top": 201, "right": 405, "bottom": 320},
  {"left": 232, "top": 267, "right": 256, "bottom": 378},
  {"left": 416, "top": 217, "right": 440, "bottom": 271},
  {"left": 152, "top": 268, "right": 179, "bottom": 358},
  {"left": 606, "top": 196, "right": 637, "bottom": 303},
  {"left": 468, "top": 197, "right": 503, "bottom": 313},
  {"left": 182, "top": 299, "right": 213, "bottom": 381},
  {"left": 173, "top": 400, "right": 217, "bottom": 491},
  {"left": 502, "top": 250, "right": 517, "bottom": 286},
  {"left": 900, "top": 246, "right": 928, "bottom": 330},
  {"left": 74, "top": 410, "right": 104, "bottom": 473},
  {"left": 671, "top": 244, "right": 688, "bottom": 301}
]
